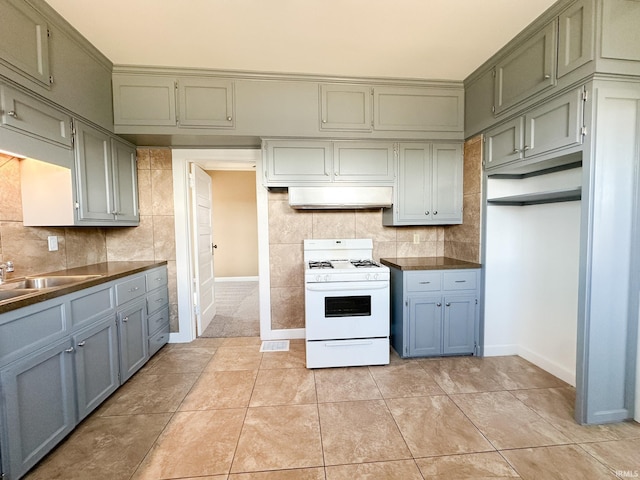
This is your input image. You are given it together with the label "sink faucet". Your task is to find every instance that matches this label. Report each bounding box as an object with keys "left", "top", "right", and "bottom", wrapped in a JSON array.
[{"left": 0, "top": 261, "right": 14, "bottom": 284}]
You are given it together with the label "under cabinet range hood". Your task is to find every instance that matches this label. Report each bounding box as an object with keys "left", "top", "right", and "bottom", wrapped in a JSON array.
[{"left": 288, "top": 186, "right": 393, "bottom": 209}]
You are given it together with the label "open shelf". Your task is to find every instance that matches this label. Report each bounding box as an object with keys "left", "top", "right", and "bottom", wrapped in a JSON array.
[{"left": 487, "top": 187, "right": 581, "bottom": 206}]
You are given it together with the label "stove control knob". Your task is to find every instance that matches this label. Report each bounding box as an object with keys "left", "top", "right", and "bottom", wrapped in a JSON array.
[
  {"left": 315, "top": 275, "right": 322, "bottom": 282},
  {"left": 324, "top": 274, "right": 330, "bottom": 282},
  {"left": 366, "top": 273, "right": 371, "bottom": 280},
  {"left": 374, "top": 273, "right": 379, "bottom": 280}
]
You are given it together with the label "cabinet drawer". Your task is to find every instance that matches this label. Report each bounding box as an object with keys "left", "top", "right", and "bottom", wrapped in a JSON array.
[
  {"left": 443, "top": 271, "right": 477, "bottom": 291},
  {"left": 145, "top": 268, "right": 168, "bottom": 292},
  {"left": 115, "top": 275, "right": 146, "bottom": 306},
  {"left": 148, "top": 323, "right": 170, "bottom": 357},
  {"left": 147, "top": 306, "right": 169, "bottom": 335},
  {"left": 0, "top": 301, "right": 67, "bottom": 367},
  {"left": 70, "top": 285, "right": 114, "bottom": 328},
  {"left": 147, "top": 288, "right": 169, "bottom": 316},
  {"left": 406, "top": 272, "right": 441, "bottom": 292}
]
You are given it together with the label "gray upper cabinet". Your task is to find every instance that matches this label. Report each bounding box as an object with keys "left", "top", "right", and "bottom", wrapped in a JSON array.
[
  {"left": 178, "top": 77, "right": 234, "bottom": 128},
  {"left": 112, "top": 74, "right": 234, "bottom": 129},
  {"left": 0, "top": 0, "right": 51, "bottom": 88},
  {"left": 373, "top": 86, "right": 464, "bottom": 133},
  {"left": 319, "top": 84, "right": 371, "bottom": 131},
  {"left": 263, "top": 139, "right": 396, "bottom": 186},
  {"left": 485, "top": 87, "right": 584, "bottom": 170},
  {"left": 494, "top": 20, "right": 557, "bottom": 115},
  {"left": 383, "top": 142, "right": 462, "bottom": 226},
  {"left": 112, "top": 75, "right": 176, "bottom": 126},
  {"left": 332, "top": 142, "right": 395, "bottom": 183},
  {"left": 0, "top": 82, "right": 72, "bottom": 148},
  {"left": 464, "top": 68, "right": 495, "bottom": 138},
  {"left": 264, "top": 140, "right": 332, "bottom": 185},
  {"left": 557, "top": 0, "right": 595, "bottom": 78},
  {"left": 74, "top": 120, "right": 139, "bottom": 225}
]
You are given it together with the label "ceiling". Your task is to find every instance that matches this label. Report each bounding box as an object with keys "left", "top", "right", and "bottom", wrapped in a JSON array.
[{"left": 45, "top": 0, "right": 557, "bottom": 81}]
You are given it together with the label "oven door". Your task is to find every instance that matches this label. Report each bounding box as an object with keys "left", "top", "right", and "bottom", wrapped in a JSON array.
[{"left": 305, "top": 280, "right": 389, "bottom": 340}]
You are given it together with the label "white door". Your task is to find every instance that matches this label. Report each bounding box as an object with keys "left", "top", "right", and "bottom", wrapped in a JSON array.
[{"left": 190, "top": 163, "right": 216, "bottom": 335}]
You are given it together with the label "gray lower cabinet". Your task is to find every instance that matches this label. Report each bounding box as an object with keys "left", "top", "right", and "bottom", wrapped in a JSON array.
[
  {"left": 382, "top": 142, "right": 463, "bottom": 226},
  {"left": 485, "top": 87, "right": 585, "bottom": 170},
  {"left": 0, "top": 338, "right": 76, "bottom": 480},
  {"left": 0, "top": 265, "right": 167, "bottom": 479},
  {"left": 116, "top": 299, "right": 148, "bottom": 384},
  {"left": 73, "top": 316, "right": 119, "bottom": 421},
  {"left": 390, "top": 268, "right": 480, "bottom": 358}
]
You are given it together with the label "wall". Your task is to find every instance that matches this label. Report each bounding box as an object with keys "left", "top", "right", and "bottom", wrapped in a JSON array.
[
  {"left": 444, "top": 135, "right": 482, "bottom": 262},
  {"left": 0, "top": 149, "right": 179, "bottom": 332},
  {"left": 209, "top": 170, "right": 258, "bottom": 278}
]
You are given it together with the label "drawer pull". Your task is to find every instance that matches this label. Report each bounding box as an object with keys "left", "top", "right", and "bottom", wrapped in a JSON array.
[
  {"left": 129, "top": 286, "right": 140, "bottom": 292},
  {"left": 455, "top": 280, "right": 466, "bottom": 283},
  {"left": 77, "top": 341, "right": 86, "bottom": 347},
  {"left": 65, "top": 347, "right": 74, "bottom": 353},
  {"left": 122, "top": 316, "right": 129, "bottom": 323},
  {"left": 155, "top": 298, "right": 164, "bottom": 303},
  {"left": 436, "top": 302, "right": 442, "bottom": 307},
  {"left": 419, "top": 281, "right": 431, "bottom": 284},
  {"left": 446, "top": 302, "right": 451, "bottom": 307}
]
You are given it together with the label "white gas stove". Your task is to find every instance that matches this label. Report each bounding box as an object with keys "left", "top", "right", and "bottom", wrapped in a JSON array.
[{"left": 303, "top": 239, "right": 390, "bottom": 368}]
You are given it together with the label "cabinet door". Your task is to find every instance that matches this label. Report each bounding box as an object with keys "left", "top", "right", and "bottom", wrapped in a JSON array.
[
  {"left": 110, "top": 138, "right": 139, "bottom": 224},
  {"left": 264, "top": 140, "right": 332, "bottom": 185},
  {"left": 484, "top": 117, "right": 524, "bottom": 169},
  {"left": 117, "top": 299, "right": 148, "bottom": 383},
  {"left": 524, "top": 87, "right": 584, "bottom": 158},
  {"left": 319, "top": 84, "right": 371, "bottom": 131},
  {"left": 432, "top": 143, "right": 463, "bottom": 223},
  {"left": 464, "top": 68, "right": 495, "bottom": 137},
  {"left": 112, "top": 75, "right": 176, "bottom": 126},
  {"left": 397, "top": 143, "right": 431, "bottom": 223},
  {"left": 408, "top": 296, "right": 442, "bottom": 357},
  {"left": 177, "top": 77, "right": 234, "bottom": 128},
  {"left": 73, "top": 317, "right": 119, "bottom": 421},
  {"left": 442, "top": 295, "right": 476, "bottom": 355},
  {"left": 74, "top": 121, "right": 114, "bottom": 222},
  {"left": 0, "top": 83, "right": 72, "bottom": 148},
  {"left": 494, "top": 20, "right": 557, "bottom": 114},
  {"left": 333, "top": 141, "right": 395, "bottom": 183},
  {"left": 557, "top": 0, "right": 595, "bottom": 77},
  {"left": 0, "top": 339, "right": 75, "bottom": 480},
  {"left": 373, "top": 86, "right": 463, "bottom": 132},
  {"left": 0, "top": 0, "right": 50, "bottom": 87}
]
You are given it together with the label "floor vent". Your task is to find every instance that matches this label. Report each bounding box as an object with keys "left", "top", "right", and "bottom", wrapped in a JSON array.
[{"left": 260, "top": 340, "right": 290, "bottom": 352}]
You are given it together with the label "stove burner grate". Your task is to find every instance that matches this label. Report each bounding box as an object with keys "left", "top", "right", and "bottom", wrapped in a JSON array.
[
  {"left": 350, "top": 259, "right": 380, "bottom": 268},
  {"left": 309, "top": 261, "right": 333, "bottom": 269}
]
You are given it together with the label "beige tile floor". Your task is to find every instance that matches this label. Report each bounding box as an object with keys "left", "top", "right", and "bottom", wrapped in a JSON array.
[{"left": 25, "top": 337, "right": 640, "bottom": 480}]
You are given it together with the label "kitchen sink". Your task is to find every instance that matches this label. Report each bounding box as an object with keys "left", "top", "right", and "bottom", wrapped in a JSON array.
[
  {"left": 0, "top": 289, "right": 38, "bottom": 301},
  {"left": 0, "top": 274, "right": 102, "bottom": 291}
]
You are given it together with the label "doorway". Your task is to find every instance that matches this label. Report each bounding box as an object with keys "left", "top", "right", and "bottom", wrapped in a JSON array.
[{"left": 171, "top": 148, "right": 269, "bottom": 343}]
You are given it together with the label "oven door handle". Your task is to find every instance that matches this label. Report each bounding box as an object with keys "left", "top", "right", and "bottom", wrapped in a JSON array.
[{"left": 305, "top": 282, "right": 388, "bottom": 292}]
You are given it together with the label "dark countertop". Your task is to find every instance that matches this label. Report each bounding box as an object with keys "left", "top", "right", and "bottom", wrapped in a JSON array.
[
  {"left": 0, "top": 261, "right": 167, "bottom": 315},
  {"left": 380, "top": 257, "right": 482, "bottom": 271}
]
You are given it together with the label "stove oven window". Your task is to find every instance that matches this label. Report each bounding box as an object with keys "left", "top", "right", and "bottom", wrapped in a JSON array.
[{"left": 324, "top": 295, "right": 371, "bottom": 317}]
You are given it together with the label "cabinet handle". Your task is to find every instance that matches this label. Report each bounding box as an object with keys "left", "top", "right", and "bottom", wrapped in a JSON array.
[
  {"left": 65, "top": 347, "right": 74, "bottom": 353},
  {"left": 77, "top": 341, "right": 86, "bottom": 347},
  {"left": 322, "top": 119, "right": 327, "bottom": 123},
  {"left": 433, "top": 211, "right": 438, "bottom": 216},
  {"left": 446, "top": 302, "right": 451, "bottom": 307},
  {"left": 122, "top": 316, "right": 129, "bottom": 323},
  {"left": 155, "top": 298, "right": 164, "bottom": 303},
  {"left": 419, "top": 281, "right": 430, "bottom": 284},
  {"left": 544, "top": 74, "right": 551, "bottom": 79},
  {"left": 523, "top": 145, "right": 530, "bottom": 151},
  {"left": 513, "top": 148, "right": 521, "bottom": 154},
  {"left": 7, "top": 110, "right": 17, "bottom": 118},
  {"left": 436, "top": 302, "right": 442, "bottom": 307},
  {"left": 455, "top": 280, "right": 466, "bottom": 283},
  {"left": 226, "top": 116, "right": 232, "bottom": 121},
  {"left": 129, "top": 287, "right": 139, "bottom": 292},
  {"left": 425, "top": 211, "right": 430, "bottom": 216}
]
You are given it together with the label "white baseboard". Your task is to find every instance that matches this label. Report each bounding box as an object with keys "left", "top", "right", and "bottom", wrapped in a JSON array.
[
  {"left": 517, "top": 345, "right": 576, "bottom": 386},
  {"left": 215, "top": 276, "right": 259, "bottom": 282},
  {"left": 262, "top": 328, "right": 305, "bottom": 341},
  {"left": 483, "top": 344, "right": 519, "bottom": 357}
]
